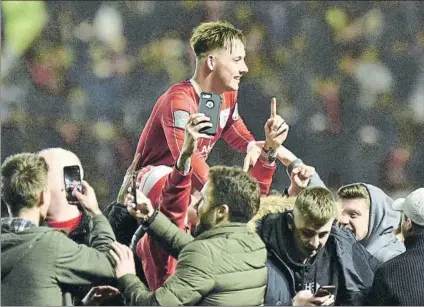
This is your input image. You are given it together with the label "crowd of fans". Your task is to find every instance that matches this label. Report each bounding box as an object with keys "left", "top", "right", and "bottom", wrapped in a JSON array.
[
  {"left": 1, "top": 1, "right": 424, "bottom": 211},
  {"left": 1, "top": 1, "right": 424, "bottom": 306}
]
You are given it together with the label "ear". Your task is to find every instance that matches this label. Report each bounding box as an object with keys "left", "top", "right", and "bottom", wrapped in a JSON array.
[
  {"left": 37, "top": 190, "right": 45, "bottom": 208},
  {"left": 206, "top": 55, "right": 215, "bottom": 72},
  {"left": 216, "top": 204, "right": 229, "bottom": 221},
  {"left": 405, "top": 216, "right": 413, "bottom": 232},
  {"left": 287, "top": 212, "right": 294, "bottom": 231}
]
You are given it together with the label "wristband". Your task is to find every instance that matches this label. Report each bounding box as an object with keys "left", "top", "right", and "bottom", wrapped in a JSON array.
[{"left": 260, "top": 147, "right": 277, "bottom": 164}]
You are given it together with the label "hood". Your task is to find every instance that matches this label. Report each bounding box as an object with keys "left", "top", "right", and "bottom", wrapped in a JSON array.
[
  {"left": 1, "top": 225, "right": 50, "bottom": 280},
  {"left": 359, "top": 183, "right": 404, "bottom": 259},
  {"left": 248, "top": 195, "right": 295, "bottom": 232}
]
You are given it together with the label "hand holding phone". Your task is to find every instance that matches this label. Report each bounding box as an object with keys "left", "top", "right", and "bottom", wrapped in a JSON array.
[
  {"left": 198, "top": 92, "right": 222, "bottom": 136},
  {"left": 314, "top": 285, "right": 336, "bottom": 298},
  {"left": 64, "top": 165, "right": 82, "bottom": 203}
]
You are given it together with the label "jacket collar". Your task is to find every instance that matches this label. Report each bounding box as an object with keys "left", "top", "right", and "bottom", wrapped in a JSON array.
[{"left": 195, "top": 223, "right": 250, "bottom": 240}]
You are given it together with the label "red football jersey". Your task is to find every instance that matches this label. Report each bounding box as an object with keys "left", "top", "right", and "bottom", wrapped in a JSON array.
[{"left": 135, "top": 80, "right": 255, "bottom": 190}]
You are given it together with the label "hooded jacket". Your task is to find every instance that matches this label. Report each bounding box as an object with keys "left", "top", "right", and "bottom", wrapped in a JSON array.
[
  {"left": 352, "top": 183, "right": 405, "bottom": 263},
  {"left": 1, "top": 215, "right": 116, "bottom": 306},
  {"left": 255, "top": 205, "right": 378, "bottom": 306}
]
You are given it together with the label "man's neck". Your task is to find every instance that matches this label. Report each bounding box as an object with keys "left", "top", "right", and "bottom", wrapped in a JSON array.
[
  {"left": 15, "top": 209, "right": 41, "bottom": 226},
  {"left": 47, "top": 204, "right": 81, "bottom": 222},
  {"left": 191, "top": 68, "right": 223, "bottom": 94}
]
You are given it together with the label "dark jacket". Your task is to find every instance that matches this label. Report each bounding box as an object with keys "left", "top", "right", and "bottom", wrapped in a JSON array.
[
  {"left": 117, "top": 211, "right": 268, "bottom": 306},
  {"left": 106, "top": 202, "right": 148, "bottom": 288},
  {"left": 366, "top": 232, "right": 424, "bottom": 305},
  {"left": 1, "top": 215, "right": 116, "bottom": 306},
  {"left": 257, "top": 211, "right": 378, "bottom": 306},
  {"left": 106, "top": 201, "right": 139, "bottom": 246}
]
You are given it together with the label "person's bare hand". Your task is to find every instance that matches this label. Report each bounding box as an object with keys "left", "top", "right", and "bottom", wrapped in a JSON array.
[
  {"left": 264, "top": 97, "right": 289, "bottom": 150},
  {"left": 125, "top": 185, "right": 155, "bottom": 221},
  {"left": 293, "top": 290, "right": 315, "bottom": 306},
  {"left": 243, "top": 144, "right": 262, "bottom": 172},
  {"left": 109, "top": 242, "right": 136, "bottom": 278},
  {"left": 117, "top": 153, "right": 140, "bottom": 204},
  {"left": 73, "top": 181, "right": 101, "bottom": 216},
  {"left": 81, "top": 285, "right": 120, "bottom": 306},
  {"left": 288, "top": 164, "right": 316, "bottom": 196},
  {"left": 311, "top": 294, "right": 335, "bottom": 306},
  {"left": 181, "top": 113, "right": 213, "bottom": 155}
]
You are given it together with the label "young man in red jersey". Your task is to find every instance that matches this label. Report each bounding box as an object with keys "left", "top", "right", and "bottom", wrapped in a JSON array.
[{"left": 133, "top": 21, "right": 276, "bottom": 192}]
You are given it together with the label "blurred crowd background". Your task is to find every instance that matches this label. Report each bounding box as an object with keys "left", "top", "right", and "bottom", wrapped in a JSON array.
[{"left": 2, "top": 1, "right": 424, "bottom": 212}]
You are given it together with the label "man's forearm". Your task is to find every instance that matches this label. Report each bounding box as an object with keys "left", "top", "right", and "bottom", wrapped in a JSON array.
[
  {"left": 176, "top": 150, "right": 192, "bottom": 175},
  {"left": 145, "top": 211, "right": 194, "bottom": 259}
]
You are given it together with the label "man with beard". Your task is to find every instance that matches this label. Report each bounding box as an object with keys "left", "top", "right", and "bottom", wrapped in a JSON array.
[
  {"left": 109, "top": 164, "right": 268, "bottom": 306},
  {"left": 257, "top": 187, "right": 377, "bottom": 306},
  {"left": 1, "top": 153, "right": 116, "bottom": 306}
]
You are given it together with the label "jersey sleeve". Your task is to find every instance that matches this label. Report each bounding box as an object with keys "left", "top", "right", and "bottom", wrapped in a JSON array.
[
  {"left": 221, "top": 93, "right": 255, "bottom": 152},
  {"left": 249, "top": 157, "right": 276, "bottom": 196},
  {"left": 159, "top": 166, "right": 192, "bottom": 229},
  {"left": 161, "top": 93, "right": 209, "bottom": 190}
]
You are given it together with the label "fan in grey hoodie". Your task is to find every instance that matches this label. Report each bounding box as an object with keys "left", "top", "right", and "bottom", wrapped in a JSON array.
[{"left": 337, "top": 183, "right": 405, "bottom": 263}]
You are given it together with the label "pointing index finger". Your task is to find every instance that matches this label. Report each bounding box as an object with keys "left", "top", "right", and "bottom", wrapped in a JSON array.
[{"left": 271, "top": 97, "right": 277, "bottom": 118}]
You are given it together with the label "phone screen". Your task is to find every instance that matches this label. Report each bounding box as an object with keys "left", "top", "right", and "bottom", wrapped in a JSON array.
[{"left": 63, "top": 165, "right": 82, "bottom": 202}]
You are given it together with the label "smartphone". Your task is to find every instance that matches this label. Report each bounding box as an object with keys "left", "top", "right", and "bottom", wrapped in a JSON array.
[
  {"left": 315, "top": 285, "right": 336, "bottom": 298},
  {"left": 198, "top": 92, "right": 222, "bottom": 136},
  {"left": 63, "top": 165, "right": 82, "bottom": 202}
]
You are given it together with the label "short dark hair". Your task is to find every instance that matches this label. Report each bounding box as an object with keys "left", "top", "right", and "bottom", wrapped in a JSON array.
[
  {"left": 1, "top": 153, "right": 49, "bottom": 215},
  {"left": 208, "top": 165, "right": 260, "bottom": 223}
]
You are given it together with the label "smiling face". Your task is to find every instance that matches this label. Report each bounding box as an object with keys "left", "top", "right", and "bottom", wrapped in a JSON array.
[
  {"left": 339, "top": 198, "right": 370, "bottom": 241},
  {"left": 209, "top": 39, "right": 248, "bottom": 92}
]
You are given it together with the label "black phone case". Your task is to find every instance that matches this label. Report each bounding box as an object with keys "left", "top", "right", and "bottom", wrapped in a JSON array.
[
  {"left": 198, "top": 92, "right": 222, "bottom": 136},
  {"left": 64, "top": 166, "right": 82, "bottom": 202}
]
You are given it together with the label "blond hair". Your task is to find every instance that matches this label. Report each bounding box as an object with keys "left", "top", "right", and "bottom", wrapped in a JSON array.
[
  {"left": 294, "top": 187, "right": 340, "bottom": 227},
  {"left": 1, "top": 153, "right": 49, "bottom": 215},
  {"left": 337, "top": 183, "right": 370, "bottom": 208},
  {"left": 190, "top": 21, "right": 246, "bottom": 57}
]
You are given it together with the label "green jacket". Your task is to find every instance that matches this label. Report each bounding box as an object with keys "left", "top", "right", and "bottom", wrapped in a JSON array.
[
  {"left": 1, "top": 215, "right": 116, "bottom": 306},
  {"left": 117, "top": 211, "right": 267, "bottom": 306}
]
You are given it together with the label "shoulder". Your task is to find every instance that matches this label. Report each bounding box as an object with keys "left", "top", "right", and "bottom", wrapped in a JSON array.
[
  {"left": 178, "top": 240, "right": 214, "bottom": 267},
  {"left": 256, "top": 212, "right": 286, "bottom": 243},
  {"left": 160, "top": 82, "right": 196, "bottom": 107}
]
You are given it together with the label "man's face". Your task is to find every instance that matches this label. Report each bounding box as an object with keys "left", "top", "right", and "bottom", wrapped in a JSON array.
[
  {"left": 212, "top": 39, "right": 248, "bottom": 92},
  {"left": 193, "top": 182, "right": 218, "bottom": 236},
  {"left": 292, "top": 211, "right": 334, "bottom": 260},
  {"left": 339, "top": 198, "right": 370, "bottom": 241}
]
